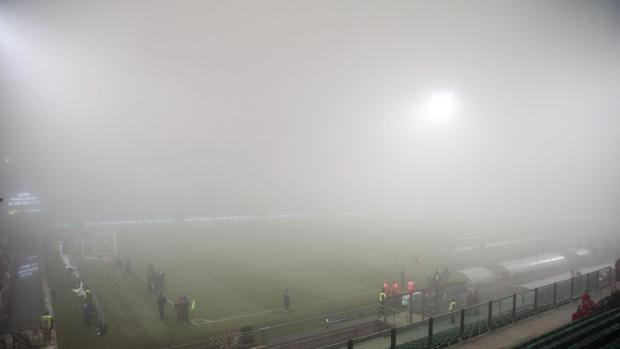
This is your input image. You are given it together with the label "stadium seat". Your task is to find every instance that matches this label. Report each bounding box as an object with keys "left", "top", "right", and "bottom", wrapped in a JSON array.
[
  {"left": 396, "top": 305, "right": 620, "bottom": 349},
  {"left": 514, "top": 307, "right": 620, "bottom": 349},
  {"left": 519, "top": 310, "right": 614, "bottom": 348},
  {"left": 431, "top": 327, "right": 460, "bottom": 347},
  {"left": 600, "top": 336, "right": 620, "bottom": 349},
  {"left": 566, "top": 323, "right": 620, "bottom": 348}
]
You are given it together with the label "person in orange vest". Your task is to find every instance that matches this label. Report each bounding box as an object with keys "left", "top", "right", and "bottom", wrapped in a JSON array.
[
  {"left": 407, "top": 279, "right": 415, "bottom": 294},
  {"left": 391, "top": 280, "right": 400, "bottom": 295},
  {"left": 383, "top": 281, "right": 390, "bottom": 295}
]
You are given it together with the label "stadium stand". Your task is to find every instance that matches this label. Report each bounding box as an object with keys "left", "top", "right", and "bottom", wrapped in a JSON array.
[
  {"left": 513, "top": 305, "right": 620, "bottom": 348},
  {"left": 0, "top": 236, "right": 13, "bottom": 320}
]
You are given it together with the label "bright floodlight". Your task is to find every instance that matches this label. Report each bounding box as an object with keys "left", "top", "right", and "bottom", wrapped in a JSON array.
[{"left": 425, "top": 90, "right": 456, "bottom": 121}]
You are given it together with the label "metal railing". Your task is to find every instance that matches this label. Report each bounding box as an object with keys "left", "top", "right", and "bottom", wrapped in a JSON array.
[
  {"left": 325, "top": 267, "right": 613, "bottom": 349},
  {"left": 253, "top": 304, "right": 381, "bottom": 344},
  {"left": 169, "top": 283, "right": 454, "bottom": 349},
  {"left": 250, "top": 282, "right": 466, "bottom": 347}
]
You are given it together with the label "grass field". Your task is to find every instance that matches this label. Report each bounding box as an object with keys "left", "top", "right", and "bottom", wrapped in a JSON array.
[
  {"left": 46, "top": 216, "right": 560, "bottom": 348},
  {"left": 112, "top": 219, "right": 450, "bottom": 328}
]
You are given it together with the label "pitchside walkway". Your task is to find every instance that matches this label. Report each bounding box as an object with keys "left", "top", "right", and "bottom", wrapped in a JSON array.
[
  {"left": 10, "top": 236, "right": 43, "bottom": 330},
  {"left": 451, "top": 288, "right": 611, "bottom": 349},
  {"left": 0, "top": 235, "right": 57, "bottom": 348}
]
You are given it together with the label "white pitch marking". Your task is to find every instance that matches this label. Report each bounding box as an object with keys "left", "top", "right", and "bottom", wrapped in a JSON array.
[{"left": 191, "top": 289, "right": 377, "bottom": 326}]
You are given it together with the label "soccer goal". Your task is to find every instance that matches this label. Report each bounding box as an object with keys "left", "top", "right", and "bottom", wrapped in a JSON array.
[{"left": 80, "top": 230, "right": 118, "bottom": 258}]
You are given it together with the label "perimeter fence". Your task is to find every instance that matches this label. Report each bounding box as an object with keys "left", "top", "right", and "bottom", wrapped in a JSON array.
[{"left": 319, "top": 267, "right": 612, "bottom": 349}]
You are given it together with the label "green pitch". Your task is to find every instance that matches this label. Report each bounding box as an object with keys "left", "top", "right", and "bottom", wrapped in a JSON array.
[
  {"left": 47, "top": 218, "right": 476, "bottom": 348},
  {"left": 115, "top": 221, "right": 445, "bottom": 327}
]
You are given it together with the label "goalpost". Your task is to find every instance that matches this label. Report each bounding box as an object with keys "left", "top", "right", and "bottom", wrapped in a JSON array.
[{"left": 80, "top": 229, "right": 118, "bottom": 258}]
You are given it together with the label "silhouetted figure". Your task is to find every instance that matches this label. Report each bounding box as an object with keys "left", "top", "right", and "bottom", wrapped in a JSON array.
[
  {"left": 81, "top": 299, "right": 91, "bottom": 325},
  {"left": 40, "top": 310, "right": 54, "bottom": 343},
  {"left": 442, "top": 267, "right": 450, "bottom": 283},
  {"left": 449, "top": 299, "right": 457, "bottom": 324},
  {"left": 378, "top": 289, "right": 387, "bottom": 317},
  {"left": 182, "top": 296, "right": 190, "bottom": 321},
  {"left": 283, "top": 290, "right": 290, "bottom": 312},
  {"left": 156, "top": 292, "right": 167, "bottom": 320}
]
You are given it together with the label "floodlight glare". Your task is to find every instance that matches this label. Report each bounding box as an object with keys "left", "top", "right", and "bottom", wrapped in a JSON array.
[{"left": 425, "top": 90, "right": 456, "bottom": 121}]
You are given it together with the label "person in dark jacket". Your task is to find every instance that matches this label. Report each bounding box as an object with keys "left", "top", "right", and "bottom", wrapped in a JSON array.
[
  {"left": 156, "top": 292, "right": 168, "bottom": 320},
  {"left": 182, "top": 296, "right": 190, "bottom": 321},
  {"left": 283, "top": 290, "right": 290, "bottom": 313},
  {"left": 442, "top": 267, "right": 450, "bottom": 283},
  {"left": 81, "top": 299, "right": 91, "bottom": 325}
]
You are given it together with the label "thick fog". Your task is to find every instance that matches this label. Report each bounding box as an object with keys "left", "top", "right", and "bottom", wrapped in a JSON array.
[{"left": 1, "top": 0, "right": 620, "bottom": 225}]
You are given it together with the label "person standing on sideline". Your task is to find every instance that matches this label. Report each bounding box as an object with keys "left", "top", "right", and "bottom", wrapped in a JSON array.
[
  {"left": 449, "top": 299, "right": 457, "bottom": 324},
  {"left": 81, "top": 299, "right": 90, "bottom": 325},
  {"left": 156, "top": 292, "right": 168, "bottom": 320},
  {"left": 391, "top": 280, "right": 400, "bottom": 296},
  {"left": 434, "top": 268, "right": 441, "bottom": 283},
  {"left": 40, "top": 310, "right": 54, "bottom": 344},
  {"left": 391, "top": 280, "right": 400, "bottom": 307},
  {"left": 407, "top": 279, "right": 415, "bottom": 294},
  {"left": 84, "top": 285, "right": 93, "bottom": 305},
  {"left": 174, "top": 297, "right": 183, "bottom": 320},
  {"left": 442, "top": 267, "right": 450, "bottom": 284},
  {"left": 378, "top": 289, "right": 387, "bottom": 318},
  {"left": 182, "top": 296, "right": 190, "bottom": 321},
  {"left": 283, "top": 290, "right": 290, "bottom": 313}
]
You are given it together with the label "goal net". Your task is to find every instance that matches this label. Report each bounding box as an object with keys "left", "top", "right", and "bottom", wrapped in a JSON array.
[{"left": 81, "top": 230, "right": 118, "bottom": 258}]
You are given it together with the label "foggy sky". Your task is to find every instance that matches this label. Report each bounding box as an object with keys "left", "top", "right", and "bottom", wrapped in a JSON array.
[{"left": 1, "top": 1, "right": 620, "bottom": 222}]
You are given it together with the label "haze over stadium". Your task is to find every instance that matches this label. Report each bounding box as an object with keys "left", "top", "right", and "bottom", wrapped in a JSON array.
[{"left": 0, "top": 1, "right": 619, "bottom": 349}]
